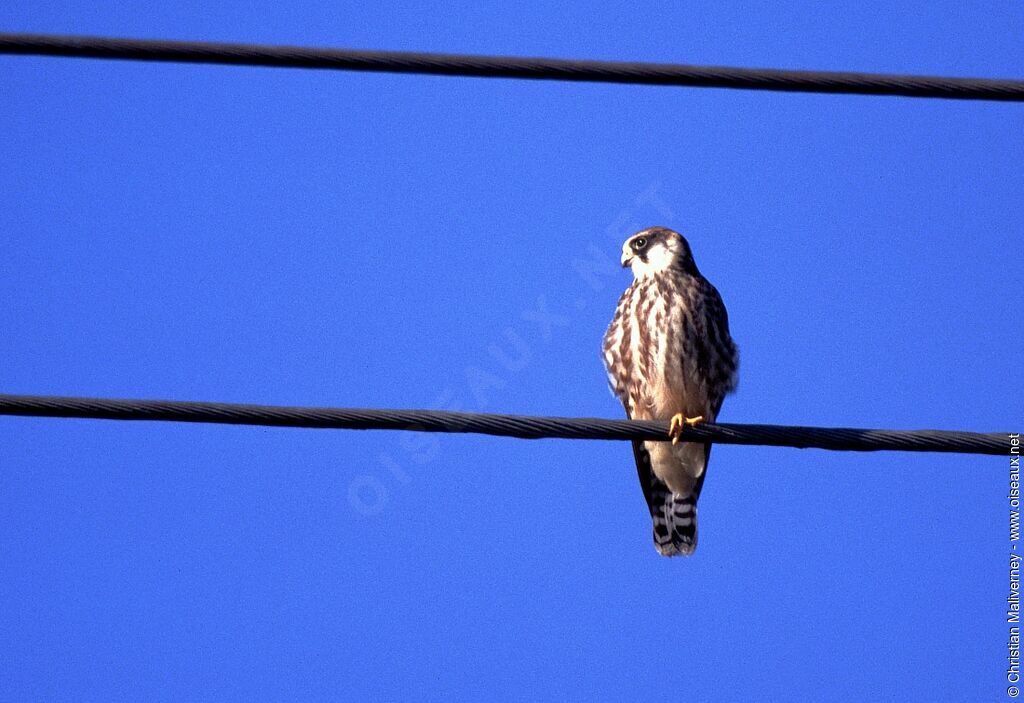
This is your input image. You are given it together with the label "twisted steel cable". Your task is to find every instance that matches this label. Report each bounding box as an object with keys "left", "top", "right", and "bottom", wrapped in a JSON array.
[
  {"left": 2, "top": 33, "right": 1024, "bottom": 101},
  {"left": 0, "top": 394, "right": 1012, "bottom": 455}
]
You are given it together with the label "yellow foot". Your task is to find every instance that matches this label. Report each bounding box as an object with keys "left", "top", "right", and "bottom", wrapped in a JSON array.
[{"left": 668, "top": 414, "right": 704, "bottom": 445}]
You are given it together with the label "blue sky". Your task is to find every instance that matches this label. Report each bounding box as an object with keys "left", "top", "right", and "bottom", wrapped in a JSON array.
[{"left": 1, "top": 3, "right": 1022, "bottom": 701}]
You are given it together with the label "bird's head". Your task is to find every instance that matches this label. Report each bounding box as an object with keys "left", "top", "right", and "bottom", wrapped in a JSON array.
[{"left": 620, "top": 227, "right": 697, "bottom": 278}]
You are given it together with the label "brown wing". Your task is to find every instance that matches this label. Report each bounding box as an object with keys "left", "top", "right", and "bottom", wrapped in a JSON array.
[
  {"left": 625, "top": 407, "right": 665, "bottom": 514},
  {"left": 630, "top": 438, "right": 659, "bottom": 515}
]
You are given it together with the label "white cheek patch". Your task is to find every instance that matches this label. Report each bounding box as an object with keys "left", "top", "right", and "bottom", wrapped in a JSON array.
[
  {"left": 630, "top": 241, "right": 676, "bottom": 277},
  {"left": 630, "top": 259, "right": 652, "bottom": 276}
]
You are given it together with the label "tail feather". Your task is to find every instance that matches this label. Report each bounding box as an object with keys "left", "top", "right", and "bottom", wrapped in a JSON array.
[
  {"left": 629, "top": 438, "right": 702, "bottom": 557},
  {"left": 650, "top": 486, "right": 698, "bottom": 557}
]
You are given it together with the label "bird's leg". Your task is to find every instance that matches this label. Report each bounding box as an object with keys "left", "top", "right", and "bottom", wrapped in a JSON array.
[{"left": 668, "top": 413, "right": 704, "bottom": 445}]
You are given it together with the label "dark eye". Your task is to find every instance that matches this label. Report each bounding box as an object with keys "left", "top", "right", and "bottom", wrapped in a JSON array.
[{"left": 633, "top": 237, "right": 647, "bottom": 250}]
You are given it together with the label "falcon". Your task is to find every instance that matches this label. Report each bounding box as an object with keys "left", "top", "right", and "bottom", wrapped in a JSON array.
[{"left": 603, "top": 227, "right": 738, "bottom": 556}]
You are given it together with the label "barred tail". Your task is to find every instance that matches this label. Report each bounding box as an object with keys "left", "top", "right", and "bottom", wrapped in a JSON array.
[
  {"left": 651, "top": 490, "right": 698, "bottom": 557},
  {"left": 629, "top": 439, "right": 700, "bottom": 557}
]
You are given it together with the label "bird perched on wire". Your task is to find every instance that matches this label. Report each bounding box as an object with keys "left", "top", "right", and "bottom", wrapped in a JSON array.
[{"left": 603, "top": 227, "right": 738, "bottom": 556}]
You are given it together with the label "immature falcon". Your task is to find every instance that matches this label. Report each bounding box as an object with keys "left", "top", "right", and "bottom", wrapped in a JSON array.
[{"left": 603, "top": 227, "right": 738, "bottom": 556}]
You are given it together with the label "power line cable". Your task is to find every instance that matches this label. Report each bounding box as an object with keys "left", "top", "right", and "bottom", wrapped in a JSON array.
[
  {"left": 0, "top": 394, "right": 1012, "bottom": 456},
  {"left": 2, "top": 32, "right": 1023, "bottom": 102}
]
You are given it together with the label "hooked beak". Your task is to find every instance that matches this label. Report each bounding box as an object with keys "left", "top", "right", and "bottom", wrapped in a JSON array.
[{"left": 620, "top": 251, "right": 633, "bottom": 268}]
